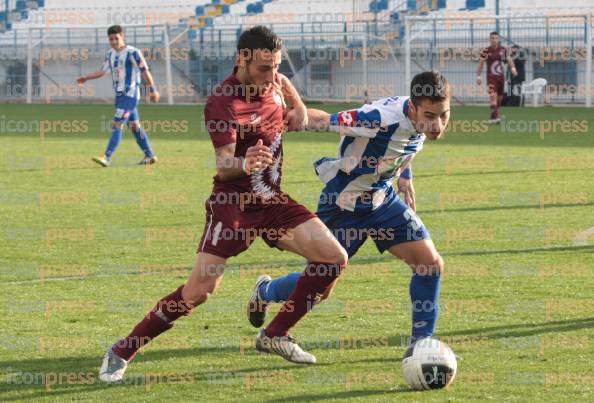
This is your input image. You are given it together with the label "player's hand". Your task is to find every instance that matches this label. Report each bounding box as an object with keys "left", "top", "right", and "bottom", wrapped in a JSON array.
[
  {"left": 149, "top": 90, "right": 160, "bottom": 103},
  {"left": 76, "top": 77, "right": 87, "bottom": 84},
  {"left": 285, "top": 104, "right": 308, "bottom": 131},
  {"left": 511, "top": 68, "right": 518, "bottom": 77},
  {"left": 476, "top": 77, "right": 482, "bottom": 86},
  {"left": 244, "top": 139, "right": 273, "bottom": 174},
  {"left": 398, "top": 176, "right": 416, "bottom": 212}
]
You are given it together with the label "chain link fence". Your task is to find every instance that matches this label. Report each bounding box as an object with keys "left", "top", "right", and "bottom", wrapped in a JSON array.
[{"left": 0, "top": 13, "right": 592, "bottom": 105}]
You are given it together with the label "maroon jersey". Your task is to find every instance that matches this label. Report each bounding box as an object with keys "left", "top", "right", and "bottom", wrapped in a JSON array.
[
  {"left": 204, "top": 69, "right": 286, "bottom": 200},
  {"left": 481, "top": 45, "right": 507, "bottom": 81}
]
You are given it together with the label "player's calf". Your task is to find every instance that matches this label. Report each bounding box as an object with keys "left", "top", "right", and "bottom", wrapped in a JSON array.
[
  {"left": 129, "top": 121, "right": 157, "bottom": 163},
  {"left": 409, "top": 255, "right": 443, "bottom": 345},
  {"left": 389, "top": 240, "right": 443, "bottom": 345}
]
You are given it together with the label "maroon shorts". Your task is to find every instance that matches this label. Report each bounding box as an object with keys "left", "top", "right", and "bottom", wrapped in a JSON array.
[
  {"left": 487, "top": 79, "right": 504, "bottom": 97},
  {"left": 197, "top": 192, "right": 317, "bottom": 259}
]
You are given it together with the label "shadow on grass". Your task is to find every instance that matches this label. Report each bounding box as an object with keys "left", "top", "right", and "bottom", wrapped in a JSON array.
[
  {"left": 0, "top": 349, "right": 314, "bottom": 401},
  {"left": 421, "top": 201, "right": 594, "bottom": 215},
  {"left": 0, "top": 338, "right": 410, "bottom": 400},
  {"left": 0, "top": 343, "right": 263, "bottom": 374},
  {"left": 266, "top": 386, "right": 414, "bottom": 402},
  {"left": 416, "top": 167, "right": 594, "bottom": 179},
  {"left": 439, "top": 317, "right": 594, "bottom": 339}
]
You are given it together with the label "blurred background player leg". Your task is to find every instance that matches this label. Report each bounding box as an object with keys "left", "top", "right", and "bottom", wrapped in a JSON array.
[
  {"left": 92, "top": 112, "right": 126, "bottom": 167},
  {"left": 93, "top": 96, "right": 134, "bottom": 167},
  {"left": 128, "top": 109, "right": 157, "bottom": 165},
  {"left": 487, "top": 82, "right": 502, "bottom": 124}
]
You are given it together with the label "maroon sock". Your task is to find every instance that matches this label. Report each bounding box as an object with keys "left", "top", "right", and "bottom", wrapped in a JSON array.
[
  {"left": 265, "top": 262, "right": 343, "bottom": 337},
  {"left": 112, "top": 284, "right": 193, "bottom": 361},
  {"left": 490, "top": 104, "right": 498, "bottom": 119}
]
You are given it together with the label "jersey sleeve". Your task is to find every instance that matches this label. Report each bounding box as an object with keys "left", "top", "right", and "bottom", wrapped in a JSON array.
[
  {"left": 131, "top": 49, "right": 148, "bottom": 72},
  {"left": 328, "top": 104, "right": 384, "bottom": 138},
  {"left": 101, "top": 51, "right": 110, "bottom": 72},
  {"left": 328, "top": 97, "right": 399, "bottom": 138},
  {"left": 204, "top": 97, "right": 237, "bottom": 148}
]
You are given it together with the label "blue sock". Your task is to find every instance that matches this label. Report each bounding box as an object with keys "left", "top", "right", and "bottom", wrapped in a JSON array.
[
  {"left": 258, "top": 272, "right": 301, "bottom": 303},
  {"left": 105, "top": 126, "right": 122, "bottom": 159},
  {"left": 409, "top": 272, "right": 441, "bottom": 343},
  {"left": 133, "top": 127, "right": 154, "bottom": 157}
]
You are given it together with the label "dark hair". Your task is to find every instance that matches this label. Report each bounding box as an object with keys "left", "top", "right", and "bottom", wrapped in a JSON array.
[
  {"left": 410, "top": 71, "right": 450, "bottom": 106},
  {"left": 237, "top": 25, "right": 282, "bottom": 60},
  {"left": 107, "top": 25, "right": 123, "bottom": 36},
  {"left": 490, "top": 31, "right": 499, "bottom": 36}
]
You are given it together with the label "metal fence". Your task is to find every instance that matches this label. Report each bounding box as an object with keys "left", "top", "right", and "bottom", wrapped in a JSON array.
[
  {"left": 0, "top": 13, "right": 592, "bottom": 105},
  {"left": 0, "top": 24, "right": 188, "bottom": 104}
]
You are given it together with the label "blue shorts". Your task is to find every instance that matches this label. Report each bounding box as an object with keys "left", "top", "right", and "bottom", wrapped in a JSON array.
[
  {"left": 316, "top": 191, "right": 430, "bottom": 258},
  {"left": 114, "top": 95, "right": 139, "bottom": 123}
]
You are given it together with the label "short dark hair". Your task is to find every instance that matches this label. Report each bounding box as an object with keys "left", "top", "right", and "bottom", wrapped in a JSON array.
[
  {"left": 107, "top": 25, "right": 123, "bottom": 36},
  {"left": 490, "top": 31, "right": 499, "bottom": 36},
  {"left": 237, "top": 25, "right": 282, "bottom": 60},
  {"left": 410, "top": 71, "right": 450, "bottom": 106}
]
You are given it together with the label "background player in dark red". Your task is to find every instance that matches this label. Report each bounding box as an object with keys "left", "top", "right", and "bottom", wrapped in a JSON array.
[
  {"left": 98, "top": 26, "right": 348, "bottom": 382},
  {"left": 477, "top": 31, "right": 517, "bottom": 124}
]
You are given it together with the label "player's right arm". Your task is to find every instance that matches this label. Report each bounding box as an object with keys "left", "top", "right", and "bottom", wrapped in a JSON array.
[
  {"left": 205, "top": 97, "right": 273, "bottom": 180},
  {"left": 77, "top": 52, "right": 110, "bottom": 84},
  {"left": 76, "top": 70, "right": 106, "bottom": 84},
  {"left": 215, "top": 140, "right": 273, "bottom": 180},
  {"left": 476, "top": 48, "right": 487, "bottom": 85}
]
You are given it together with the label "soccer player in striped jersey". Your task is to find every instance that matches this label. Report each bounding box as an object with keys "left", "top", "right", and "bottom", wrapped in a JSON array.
[
  {"left": 77, "top": 25, "right": 160, "bottom": 167},
  {"left": 248, "top": 71, "right": 451, "bottom": 353}
]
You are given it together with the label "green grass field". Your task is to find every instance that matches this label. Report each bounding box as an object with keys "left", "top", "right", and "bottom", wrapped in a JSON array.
[{"left": 1, "top": 103, "right": 593, "bottom": 401}]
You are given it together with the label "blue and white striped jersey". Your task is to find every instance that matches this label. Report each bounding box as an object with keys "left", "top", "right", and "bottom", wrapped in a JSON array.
[
  {"left": 315, "top": 96, "right": 425, "bottom": 213},
  {"left": 101, "top": 46, "right": 148, "bottom": 99}
]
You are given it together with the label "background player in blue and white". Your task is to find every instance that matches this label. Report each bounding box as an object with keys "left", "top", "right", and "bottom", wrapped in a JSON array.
[
  {"left": 76, "top": 25, "right": 160, "bottom": 167},
  {"left": 248, "top": 71, "right": 451, "bottom": 351}
]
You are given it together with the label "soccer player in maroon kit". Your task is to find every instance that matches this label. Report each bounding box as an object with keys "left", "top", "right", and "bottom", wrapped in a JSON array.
[
  {"left": 477, "top": 31, "right": 517, "bottom": 124},
  {"left": 99, "top": 26, "right": 348, "bottom": 382}
]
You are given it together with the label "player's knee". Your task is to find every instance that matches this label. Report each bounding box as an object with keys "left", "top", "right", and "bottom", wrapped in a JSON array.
[
  {"left": 112, "top": 121, "right": 122, "bottom": 129},
  {"left": 307, "top": 240, "right": 347, "bottom": 267},
  {"left": 433, "top": 254, "right": 444, "bottom": 275},
  {"left": 129, "top": 122, "right": 138, "bottom": 132},
  {"left": 321, "top": 244, "right": 348, "bottom": 267},
  {"left": 412, "top": 254, "right": 444, "bottom": 276}
]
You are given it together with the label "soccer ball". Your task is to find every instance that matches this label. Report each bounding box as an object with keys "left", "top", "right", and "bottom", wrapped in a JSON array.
[{"left": 402, "top": 337, "right": 457, "bottom": 390}]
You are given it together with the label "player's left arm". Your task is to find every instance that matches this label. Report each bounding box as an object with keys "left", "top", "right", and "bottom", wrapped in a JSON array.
[
  {"left": 278, "top": 74, "right": 308, "bottom": 131},
  {"left": 142, "top": 70, "right": 160, "bottom": 103},
  {"left": 398, "top": 165, "right": 416, "bottom": 212},
  {"left": 506, "top": 49, "right": 518, "bottom": 76},
  {"left": 133, "top": 49, "right": 160, "bottom": 103}
]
